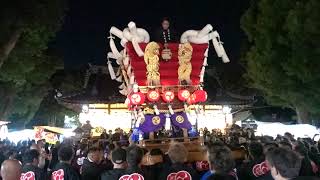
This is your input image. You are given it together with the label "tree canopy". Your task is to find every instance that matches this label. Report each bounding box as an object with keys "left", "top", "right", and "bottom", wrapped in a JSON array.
[
  {"left": 0, "top": 0, "right": 69, "bottom": 127},
  {"left": 241, "top": 0, "right": 320, "bottom": 123}
]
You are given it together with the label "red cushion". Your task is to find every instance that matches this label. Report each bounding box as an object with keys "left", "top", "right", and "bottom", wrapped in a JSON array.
[{"left": 127, "top": 42, "right": 208, "bottom": 86}]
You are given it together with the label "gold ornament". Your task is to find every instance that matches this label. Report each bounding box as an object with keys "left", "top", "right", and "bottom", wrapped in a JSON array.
[
  {"left": 144, "top": 42, "right": 160, "bottom": 86},
  {"left": 176, "top": 115, "right": 185, "bottom": 123},
  {"left": 178, "top": 43, "right": 193, "bottom": 84},
  {"left": 144, "top": 107, "right": 154, "bottom": 115},
  {"left": 152, "top": 116, "right": 161, "bottom": 125}
]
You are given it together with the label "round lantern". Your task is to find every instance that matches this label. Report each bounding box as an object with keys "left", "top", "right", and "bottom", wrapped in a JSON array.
[
  {"left": 194, "top": 90, "right": 207, "bottom": 103},
  {"left": 129, "top": 92, "right": 145, "bottom": 105},
  {"left": 178, "top": 89, "right": 190, "bottom": 101},
  {"left": 147, "top": 90, "right": 160, "bottom": 102},
  {"left": 125, "top": 98, "right": 131, "bottom": 107},
  {"left": 162, "top": 90, "right": 175, "bottom": 103},
  {"left": 187, "top": 94, "right": 197, "bottom": 105}
]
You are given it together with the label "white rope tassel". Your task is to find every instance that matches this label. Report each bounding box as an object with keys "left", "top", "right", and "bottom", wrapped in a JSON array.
[
  {"left": 200, "top": 66, "right": 206, "bottom": 82},
  {"left": 203, "top": 57, "right": 208, "bottom": 66},
  {"left": 135, "top": 109, "right": 144, "bottom": 127},
  {"left": 116, "top": 75, "right": 123, "bottom": 82},
  {"left": 109, "top": 37, "right": 122, "bottom": 59},
  {"left": 184, "top": 103, "right": 189, "bottom": 112},
  {"left": 116, "top": 67, "right": 121, "bottom": 76},
  {"left": 211, "top": 31, "right": 223, "bottom": 57},
  {"left": 119, "top": 88, "right": 128, "bottom": 96},
  {"left": 118, "top": 83, "right": 125, "bottom": 89},
  {"left": 220, "top": 45, "right": 230, "bottom": 63},
  {"left": 168, "top": 104, "right": 174, "bottom": 115},
  {"left": 108, "top": 60, "right": 116, "bottom": 80},
  {"left": 123, "top": 56, "right": 129, "bottom": 66},
  {"left": 127, "top": 65, "right": 132, "bottom": 76},
  {"left": 107, "top": 52, "right": 117, "bottom": 59},
  {"left": 130, "top": 73, "right": 135, "bottom": 84},
  {"left": 165, "top": 114, "right": 171, "bottom": 130},
  {"left": 204, "top": 48, "right": 209, "bottom": 57},
  {"left": 153, "top": 104, "right": 160, "bottom": 115}
]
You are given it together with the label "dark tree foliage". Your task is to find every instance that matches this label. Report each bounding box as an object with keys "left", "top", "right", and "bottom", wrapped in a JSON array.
[{"left": 241, "top": 0, "right": 320, "bottom": 124}]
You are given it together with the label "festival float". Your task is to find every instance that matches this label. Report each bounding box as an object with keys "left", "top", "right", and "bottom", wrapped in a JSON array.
[{"left": 107, "top": 22, "right": 230, "bottom": 152}]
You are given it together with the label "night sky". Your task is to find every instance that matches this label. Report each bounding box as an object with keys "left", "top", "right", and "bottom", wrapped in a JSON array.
[{"left": 55, "top": 0, "right": 250, "bottom": 70}]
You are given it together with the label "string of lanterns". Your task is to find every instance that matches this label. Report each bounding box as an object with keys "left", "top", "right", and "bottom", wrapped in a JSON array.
[{"left": 126, "top": 88, "right": 207, "bottom": 108}]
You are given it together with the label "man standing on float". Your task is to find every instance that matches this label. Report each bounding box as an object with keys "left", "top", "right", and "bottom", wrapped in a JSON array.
[{"left": 154, "top": 17, "right": 177, "bottom": 44}]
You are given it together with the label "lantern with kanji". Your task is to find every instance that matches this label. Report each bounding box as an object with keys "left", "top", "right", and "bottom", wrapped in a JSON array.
[
  {"left": 129, "top": 92, "right": 145, "bottom": 105},
  {"left": 147, "top": 90, "right": 160, "bottom": 102},
  {"left": 193, "top": 89, "right": 207, "bottom": 103},
  {"left": 162, "top": 90, "right": 175, "bottom": 103},
  {"left": 187, "top": 94, "right": 197, "bottom": 105},
  {"left": 178, "top": 89, "right": 191, "bottom": 102}
]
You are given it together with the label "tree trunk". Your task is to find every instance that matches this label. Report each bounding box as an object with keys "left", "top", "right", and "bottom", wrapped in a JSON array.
[
  {"left": 0, "top": 28, "right": 23, "bottom": 69},
  {"left": 295, "top": 106, "right": 311, "bottom": 124}
]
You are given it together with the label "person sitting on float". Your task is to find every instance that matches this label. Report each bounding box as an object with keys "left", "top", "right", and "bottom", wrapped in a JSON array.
[{"left": 153, "top": 17, "right": 177, "bottom": 44}]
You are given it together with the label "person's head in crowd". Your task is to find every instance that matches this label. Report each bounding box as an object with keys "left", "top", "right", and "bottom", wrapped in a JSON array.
[
  {"left": 248, "top": 142, "right": 264, "bottom": 160},
  {"left": 279, "top": 141, "right": 292, "bottom": 151},
  {"left": 207, "top": 144, "right": 235, "bottom": 174},
  {"left": 302, "top": 140, "right": 311, "bottom": 151},
  {"left": 161, "top": 17, "right": 170, "bottom": 30},
  {"left": 87, "top": 146, "right": 103, "bottom": 164},
  {"left": 23, "top": 149, "right": 40, "bottom": 167},
  {"left": 107, "top": 143, "right": 115, "bottom": 155},
  {"left": 284, "top": 132, "right": 294, "bottom": 142},
  {"left": 310, "top": 146, "right": 319, "bottom": 155},
  {"left": 260, "top": 136, "right": 274, "bottom": 145},
  {"left": 44, "top": 142, "right": 50, "bottom": 150},
  {"left": 0, "top": 159, "right": 22, "bottom": 180},
  {"left": 36, "top": 140, "right": 44, "bottom": 149},
  {"left": 111, "top": 148, "right": 127, "bottom": 169},
  {"left": 168, "top": 143, "right": 188, "bottom": 164},
  {"left": 263, "top": 142, "right": 278, "bottom": 154},
  {"left": 294, "top": 142, "right": 309, "bottom": 158},
  {"left": 126, "top": 145, "right": 144, "bottom": 167},
  {"left": 30, "top": 143, "right": 40, "bottom": 152},
  {"left": 150, "top": 148, "right": 164, "bottom": 156},
  {"left": 6, "top": 150, "right": 18, "bottom": 160},
  {"left": 266, "top": 148, "right": 302, "bottom": 180},
  {"left": 58, "top": 145, "right": 74, "bottom": 164}
]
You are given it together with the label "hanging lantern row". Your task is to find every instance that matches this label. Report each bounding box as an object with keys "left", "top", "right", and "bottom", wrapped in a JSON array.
[
  {"left": 128, "top": 92, "right": 145, "bottom": 105},
  {"left": 127, "top": 89, "right": 207, "bottom": 107}
]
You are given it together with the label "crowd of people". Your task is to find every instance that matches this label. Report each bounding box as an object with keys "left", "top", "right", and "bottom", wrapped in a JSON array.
[{"left": 0, "top": 125, "right": 320, "bottom": 180}]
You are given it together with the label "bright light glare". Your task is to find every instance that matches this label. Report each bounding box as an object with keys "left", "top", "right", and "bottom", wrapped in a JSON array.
[
  {"left": 236, "top": 120, "right": 320, "bottom": 140},
  {"left": 79, "top": 109, "right": 132, "bottom": 131},
  {"left": 7, "top": 129, "right": 34, "bottom": 144},
  {"left": 222, "top": 106, "right": 231, "bottom": 114}
]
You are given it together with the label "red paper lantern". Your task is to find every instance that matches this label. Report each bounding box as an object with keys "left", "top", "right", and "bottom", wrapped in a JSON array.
[
  {"left": 129, "top": 92, "right": 145, "bottom": 105},
  {"left": 147, "top": 90, "right": 160, "bottom": 102},
  {"left": 162, "top": 90, "right": 175, "bottom": 103},
  {"left": 194, "top": 90, "right": 207, "bottom": 103},
  {"left": 178, "top": 89, "right": 190, "bottom": 101},
  {"left": 187, "top": 94, "right": 197, "bottom": 105}
]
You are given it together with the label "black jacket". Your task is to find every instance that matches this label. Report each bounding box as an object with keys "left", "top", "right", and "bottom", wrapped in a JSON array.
[
  {"left": 100, "top": 168, "right": 126, "bottom": 180},
  {"left": 81, "top": 159, "right": 108, "bottom": 180},
  {"left": 153, "top": 28, "right": 178, "bottom": 44},
  {"left": 52, "top": 162, "right": 80, "bottom": 180},
  {"left": 22, "top": 164, "right": 47, "bottom": 180},
  {"left": 158, "top": 162, "right": 200, "bottom": 180}
]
